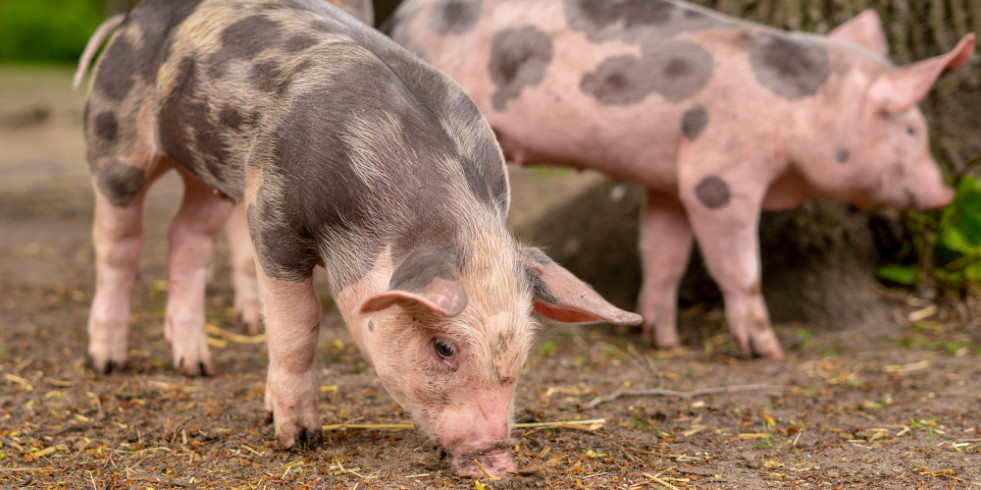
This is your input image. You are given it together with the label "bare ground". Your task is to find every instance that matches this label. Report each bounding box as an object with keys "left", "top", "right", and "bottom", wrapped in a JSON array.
[{"left": 1, "top": 65, "right": 980, "bottom": 489}]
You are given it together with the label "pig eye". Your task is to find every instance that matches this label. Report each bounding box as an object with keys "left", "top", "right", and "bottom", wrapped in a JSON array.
[{"left": 434, "top": 339, "right": 456, "bottom": 359}]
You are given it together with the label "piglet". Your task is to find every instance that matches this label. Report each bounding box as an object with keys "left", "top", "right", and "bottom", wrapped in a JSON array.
[
  {"left": 77, "top": 0, "right": 640, "bottom": 477},
  {"left": 386, "top": 0, "right": 976, "bottom": 359}
]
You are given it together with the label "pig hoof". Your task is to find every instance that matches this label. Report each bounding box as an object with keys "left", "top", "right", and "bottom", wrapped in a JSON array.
[
  {"left": 86, "top": 355, "right": 123, "bottom": 376},
  {"left": 176, "top": 357, "right": 214, "bottom": 377},
  {"left": 287, "top": 424, "right": 323, "bottom": 451}
]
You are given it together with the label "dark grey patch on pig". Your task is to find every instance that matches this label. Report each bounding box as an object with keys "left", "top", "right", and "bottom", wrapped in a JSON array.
[
  {"left": 489, "top": 26, "right": 553, "bottom": 111},
  {"left": 158, "top": 57, "right": 239, "bottom": 198},
  {"left": 93, "top": 37, "right": 137, "bottom": 101},
  {"left": 564, "top": 0, "right": 716, "bottom": 44},
  {"left": 580, "top": 42, "right": 712, "bottom": 104},
  {"left": 128, "top": 0, "right": 203, "bottom": 83},
  {"left": 284, "top": 34, "right": 319, "bottom": 53},
  {"left": 96, "top": 161, "right": 147, "bottom": 207},
  {"left": 368, "top": 320, "right": 374, "bottom": 332},
  {"left": 209, "top": 15, "right": 283, "bottom": 77},
  {"left": 749, "top": 34, "right": 830, "bottom": 100},
  {"left": 428, "top": 0, "right": 482, "bottom": 35},
  {"left": 94, "top": 112, "right": 119, "bottom": 143},
  {"left": 695, "top": 176, "right": 731, "bottom": 209},
  {"left": 219, "top": 106, "right": 244, "bottom": 130},
  {"left": 836, "top": 149, "right": 850, "bottom": 164},
  {"left": 521, "top": 247, "right": 555, "bottom": 266},
  {"left": 389, "top": 249, "right": 461, "bottom": 293},
  {"left": 681, "top": 106, "right": 708, "bottom": 140},
  {"left": 251, "top": 61, "right": 285, "bottom": 93},
  {"left": 254, "top": 56, "right": 480, "bottom": 283}
]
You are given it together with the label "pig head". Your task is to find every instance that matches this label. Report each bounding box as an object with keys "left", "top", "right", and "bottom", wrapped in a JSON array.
[{"left": 386, "top": 0, "right": 975, "bottom": 359}]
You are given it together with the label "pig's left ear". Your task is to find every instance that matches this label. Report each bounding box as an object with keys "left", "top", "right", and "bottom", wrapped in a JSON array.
[
  {"left": 520, "top": 247, "right": 642, "bottom": 325},
  {"left": 360, "top": 250, "right": 467, "bottom": 317},
  {"left": 828, "top": 9, "right": 889, "bottom": 58},
  {"left": 869, "top": 33, "right": 976, "bottom": 114}
]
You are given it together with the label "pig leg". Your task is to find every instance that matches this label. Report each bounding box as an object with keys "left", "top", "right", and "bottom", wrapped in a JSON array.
[
  {"left": 259, "top": 270, "right": 323, "bottom": 449},
  {"left": 225, "top": 204, "right": 262, "bottom": 334},
  {"left": 87, "top": 181, "right": 153, "bottom": 374},
  {"left": 164, "top": 168, "right": 236, "bottom": 376},
  {"left": 637, "top": 191, "right": 693, "bottom": 350},
  {"left": 680, "top": 170, "right": 783, "bottom": 359}
]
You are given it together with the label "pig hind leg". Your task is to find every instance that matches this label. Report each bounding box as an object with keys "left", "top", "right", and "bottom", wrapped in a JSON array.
[
  {"left": 163, "top": 167, "right": 236, "bottom": 376},
  {"left": 225, "top": 204, "right": 262, "bottom": 334},
  {"left": 87, "top": 154, "right": 169, "bottom": 375},
  {"left": 637, "top": 191, "right": 694, "bottom": 350}
]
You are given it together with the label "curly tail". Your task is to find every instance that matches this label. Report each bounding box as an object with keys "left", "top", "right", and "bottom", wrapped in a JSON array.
[{"left": 72, "top": 14, "right": 126, "bottom": 89}]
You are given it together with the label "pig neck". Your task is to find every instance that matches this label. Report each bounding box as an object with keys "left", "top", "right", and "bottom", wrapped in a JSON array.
[{"left": 768, "top": 41, "right": 887, "bottom": 209}]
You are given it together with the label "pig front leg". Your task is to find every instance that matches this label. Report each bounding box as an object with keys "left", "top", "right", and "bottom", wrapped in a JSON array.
[
  {"left": 637, "top": 191, "right": 693, "bottom": 350},
  {"left": 258, "top": 270, "right": 323, "bottom": 450},
  {"left": 164, "top": 169, "right": 236, "bottom": 376},
  {"left": 679, "top": 169, "right": 784, "bottom": 359},
  {"left": 225, "top": 204, "right": 262, "bottom": 334}
]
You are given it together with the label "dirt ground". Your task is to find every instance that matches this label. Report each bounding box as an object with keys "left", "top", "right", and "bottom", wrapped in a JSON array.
[{"left": 2, "top": 65, "right": 980, "bottom": 489}]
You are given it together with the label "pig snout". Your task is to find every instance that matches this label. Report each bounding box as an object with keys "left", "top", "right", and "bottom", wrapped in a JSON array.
[
  {"left": 449, "top": 442, "right": 517, "bottom": 477},
  {"left": 435, "top": 394, "right": 516, "bottom": 477},
  {"left": 907, "top": 161, "right": 955, "bottom": 210},
  {"left": 910, "top": 183, "right": 955, "bottom": 210}
]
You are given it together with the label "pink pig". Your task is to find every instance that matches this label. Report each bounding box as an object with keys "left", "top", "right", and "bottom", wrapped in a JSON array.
[{"left": 386, "top": 0, "right": 976, "bottom": 358}]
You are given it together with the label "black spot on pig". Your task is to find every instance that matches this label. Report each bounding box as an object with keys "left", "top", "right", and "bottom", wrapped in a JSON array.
[
  {"left": 284, "top": 34, "right": 319, "bottom": 53},
  {"left": 681, "top": 105, "right": 708, "bottom": 140},
  {"left": 93, "top": 37, "right": 137, "bottom": 101},
  {"left": 581, "top": 41, "right": 712, "bottom": 104},
  {"left": 389, "top": 249, "right": 462, "bottom": 293},
  {"left": 209, "top": 15, "right": 284, "bottom": 77},
  {"left": 96, "top": 160, "right": 147, "bottom": 207},
  {"left": 695, "top": 176, "right": 731, "bottom": 209},
  {"left": 489, "top": 26, "right": 553, "bottom": 111},
  {"left": 368, "top": 320, "right": 374, "bottom": 332},
  {"left": 564, "top": 0, "right": 715, "bottom": 44},
  {"left": 429, "top": 0, "right": 482, "bottom": 35},
  {"left": 94, "top": 112, "right": 119, "bottom": 143},
  {"left": 836, "top": 148, "right": 850, "bottom": 164},
  {"left": 749, "top": 34, "right": 830, "bottom": 100},
  {"left": 158, "top": 57, "right": 240, "bottom": 198}
]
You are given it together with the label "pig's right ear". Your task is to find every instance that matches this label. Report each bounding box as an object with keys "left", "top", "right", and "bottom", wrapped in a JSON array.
[
  {"left": 828, "top": 9, "right": 889, "bottom": 58},
  {"left": 869, "top": 34, "right": 976, "bottom": 114},
  {"left": 360, "top": 250, "right": 467, "bottom": 317},
  {"left": 520, "top": 247, "right": 643, "bottom": 325}
]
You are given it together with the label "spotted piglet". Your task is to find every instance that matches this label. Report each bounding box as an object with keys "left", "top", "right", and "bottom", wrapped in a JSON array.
[
  {"left": 387, "top": 0, "right": 976, "bottom": 359},
  {"left": 78, "top": 0, "right": 640, "bottom": 476}
]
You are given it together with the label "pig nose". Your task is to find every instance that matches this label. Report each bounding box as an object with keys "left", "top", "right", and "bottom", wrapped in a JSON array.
[
  {"left": 914, "top": 185, "right": 955, "bottom": 210},
  {"left": 451, "top": 445, "right": 517, "bottom": 477}
]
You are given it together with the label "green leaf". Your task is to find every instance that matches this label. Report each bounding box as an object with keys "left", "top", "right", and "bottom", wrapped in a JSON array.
[{"left": 876, "top": 265, "right": 917, "bottom": 285}]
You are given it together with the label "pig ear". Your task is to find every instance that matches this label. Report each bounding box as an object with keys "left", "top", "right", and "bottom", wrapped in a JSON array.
[
  {"left": 360, "top": 250, "right": 467, "bottom": 317},
  {"left": 828, "top": 9, "right": 888, "bottom": 57},
  {"left": 520, "top": 247, "right": 643, "bottom": 325},
  {"left": 869, "top": 34, "right": 976, "bottom": 114}
]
